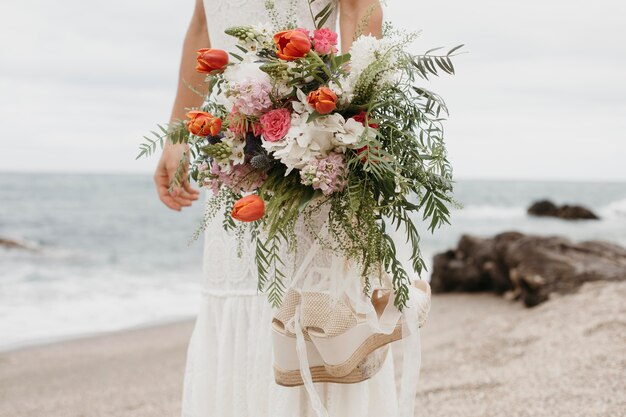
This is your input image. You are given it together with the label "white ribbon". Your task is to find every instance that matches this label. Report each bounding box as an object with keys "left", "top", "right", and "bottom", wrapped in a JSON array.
[
  {"left": 398, "top": 285, "right": 425, "bottom": 417},
  {"left": 293, "top": 305, "right": 329, "bottom": 417}
]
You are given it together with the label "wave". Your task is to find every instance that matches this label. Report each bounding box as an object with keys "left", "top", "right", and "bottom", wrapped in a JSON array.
[
  {"left": 456, "top": 198, "right": 626, "bottom": 221},
  {"left": 601, "top": 198, "right": 626, "bottom": 218},
  {"left": 0, "top": 266, "right": 201, "bottom": 350},
  {"left": 452, "top": 205, "right": 526, "bottom": 220}
]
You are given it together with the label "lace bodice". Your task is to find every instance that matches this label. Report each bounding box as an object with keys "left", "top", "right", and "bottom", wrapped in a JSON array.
[{"left": 201, "top": 0, "right": 339, "bottom": 294}]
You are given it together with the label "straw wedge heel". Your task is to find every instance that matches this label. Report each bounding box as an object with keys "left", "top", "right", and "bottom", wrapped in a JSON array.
[
  {"left": 271, "top": 289, "right": 389, "bottom": 387},
  {"left": 304, "top": 280, "right": 431, "bottom": 378},
  {"left": 272, "top": 323, "right": 389, "bottom": 386}
]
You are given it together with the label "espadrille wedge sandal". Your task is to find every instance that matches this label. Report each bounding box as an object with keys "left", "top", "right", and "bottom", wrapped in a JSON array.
[
  {"left": 303, "top": 281, "right": 431, "bottom": 378},
  {"left": 272, "top": 289, "right": 389, "bottom": 387}
]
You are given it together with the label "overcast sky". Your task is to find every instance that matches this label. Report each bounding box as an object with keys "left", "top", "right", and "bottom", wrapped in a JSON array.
[{"left": 0, "top": 0, "right": 624, "bottom": 180}]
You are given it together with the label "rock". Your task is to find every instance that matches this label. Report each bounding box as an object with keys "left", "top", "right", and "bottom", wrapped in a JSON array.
[
  {"left": 430, "top": 232, "right": 626, "bottom": 307},
  {"left": 527, "top": 199, "right": 599, "bottom": 220}
]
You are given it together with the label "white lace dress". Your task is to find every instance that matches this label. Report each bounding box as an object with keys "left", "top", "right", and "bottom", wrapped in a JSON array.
[{"left": 181, "top": 1, "right": 399, "bottom": 416}]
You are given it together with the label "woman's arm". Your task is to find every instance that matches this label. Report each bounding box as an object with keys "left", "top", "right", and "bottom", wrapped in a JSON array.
[
  {"left": 154, "top": 0, "right": 209, "bottom": 211},
  {"left": 339, "top": 0, "right": 383, "bottom": 53}
]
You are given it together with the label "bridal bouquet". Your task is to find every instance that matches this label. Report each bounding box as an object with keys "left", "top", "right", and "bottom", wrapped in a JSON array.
[{"left": 139, "top": 11, "right": 461, "bottom": 308}]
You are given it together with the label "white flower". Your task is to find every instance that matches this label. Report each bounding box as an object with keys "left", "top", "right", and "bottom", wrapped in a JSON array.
[
  {"left": 263, "top": 111, "right": 371, "bottom": 173},
  {"left": 214, "top": 91, "right": 234, "bottom": 113},
  {"left": 221, "top": 131, "right": 246, "bottom": 165},
  {"left": 222, "top": 59, "right": 271, "bottom": 85},
  {"left": 292, "top": 88, "right": 313, "bottom": 114},
  {"left": 262, "top": 111, "right": 335, "bottom": 174},
  {"left": 328, "top": 76, "right": 353, "bottom": 106},
  {"left": 349, "top": 35, "right": 381, "bottom": 76},
  {"left": 333, "top": 118, "right": 366, "bottom": 151},
  {"left": 272, "top": 79, "right": 293, "bottom": 98},
  {"left": 230, "top": 142, "right": 246, "bottom": 165},
  {"left": 315, "top": 113, "right": 344, "bottom": 133},
  {"left": 346, "top": 35, "right": 402, "bottom": 94}
]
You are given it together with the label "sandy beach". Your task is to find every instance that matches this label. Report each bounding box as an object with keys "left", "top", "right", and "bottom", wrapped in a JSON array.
[{"left": 1, "top": 281, "right": 624, "bottom": 417}]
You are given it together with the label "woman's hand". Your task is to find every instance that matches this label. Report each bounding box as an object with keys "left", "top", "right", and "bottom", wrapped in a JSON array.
[
  {"left": 154, "top": 143, "right": 199, "bottom": 211},
  {"left": 155, "top": 0, "right": 208, "bottom": 211}
]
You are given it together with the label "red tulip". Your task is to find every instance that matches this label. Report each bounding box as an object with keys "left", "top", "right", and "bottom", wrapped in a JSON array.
[
  {"left": 273, "top": 30, "right": 311, "bottom": 61},
  {"left": 307, "top": 87, "right": 337, "bottom": 114},
  {"left": 231, "top": 195, "right": 265, "bottom": 222},
  {"left": 196, "top": 48, "right": 229, "bottom": 73},
  {"left": 186, "top": 111, "right": 222, "bottom": 136}
]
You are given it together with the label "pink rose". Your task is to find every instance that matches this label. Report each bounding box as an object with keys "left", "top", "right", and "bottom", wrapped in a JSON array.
[
  {"left": 260, "top": 108, "right": 291, "bottom": 142},
  {"left": 313, "top": 28, "right": 338, "bottom": 55}
]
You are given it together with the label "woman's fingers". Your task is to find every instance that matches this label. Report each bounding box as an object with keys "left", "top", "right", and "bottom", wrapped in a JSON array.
[
  {"left": 182, "top": 179, "right": 200, "bottom": 196},
  {"left": 154, "top": 147, "right": 199, "bottom": 211},
  {"left": 172, "top": 188, "right": 199, "bottom": 201},
  {"left": 157, "top": 184, "right": 183, "bottom": 211},
  {"left": 159, "top": 186, "right": 195, "bottom": 210},
  {"left": 154, "top": 169, "right": 195, "bottom": 211},
  {"left": 154, "top": 168, "right": 181, "bottom": 211},
  {"left": 169, "top": 179, "right": 198, "bottom": 201},
  {"left": 165, "top": 185, "right": 197, "bottom": 207}
]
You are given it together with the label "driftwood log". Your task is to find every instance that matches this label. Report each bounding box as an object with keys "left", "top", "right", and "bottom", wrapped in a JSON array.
[
  {"left": 430, "top": 232, "right": 626, "bottom": 307},
  {"left": 527, "top": 200, "right": 599, "bottom": 220}
]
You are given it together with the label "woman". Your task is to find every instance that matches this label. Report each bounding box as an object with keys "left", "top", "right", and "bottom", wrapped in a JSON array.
[{"left": 154, "top": 1, "right": 399, "bottom": 416}]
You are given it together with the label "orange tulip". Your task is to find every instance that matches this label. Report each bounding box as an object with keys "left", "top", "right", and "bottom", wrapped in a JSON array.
[
  {"left": 273, "top": 30, "right": 311, "bottom": 61},
  {"left": 307, "top": 87, "right": 337, "bottom": 114},
  {"left": 186, "top": 111, "right": 222, "bottom": 136},
  {"left": 196, "top": 48, "right": 229, "bottom": 73},
  {"left": 231, "top": 195, "right": 265, "bottom": 222}
]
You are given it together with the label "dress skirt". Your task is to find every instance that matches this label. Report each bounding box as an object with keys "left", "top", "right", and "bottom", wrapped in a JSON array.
[{"left": 181, "top": 290, "right": 399, "bottom": 417}]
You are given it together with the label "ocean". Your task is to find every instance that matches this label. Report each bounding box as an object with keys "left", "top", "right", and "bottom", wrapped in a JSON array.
[{"left": 1, "top": 173, "right": 625, "bottom": 350}]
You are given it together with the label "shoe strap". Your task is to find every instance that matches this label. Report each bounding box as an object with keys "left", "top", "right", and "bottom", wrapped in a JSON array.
[
  {"left": 300, "top": 292, "right": 357, "bottom": 337},
  {"left": 272, "top": 289, "right": 301, "bottom": 331}
]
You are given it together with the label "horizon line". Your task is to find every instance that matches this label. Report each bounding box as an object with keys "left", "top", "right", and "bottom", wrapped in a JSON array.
[{"left": 1, "top": 169, "right": 625, "bottom": 184}]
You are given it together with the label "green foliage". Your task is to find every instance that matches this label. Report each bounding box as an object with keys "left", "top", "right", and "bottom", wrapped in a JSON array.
[
  {"left": 255, "top": 230, "right": 287, "bottom": 307},
  {"left": 136, "top": 121, "right": 188, "bottom": 159},
  {"left": 306, "top": 0, "right": 335, "bottom": 29},
  {"left": 352, "top": 58, "right": 392, "bottom": 106},
  {"left": 168, "top": 150, "right": 189, "bottom": 193},
  {"left": 264, "top": 1, "right": 279, "bottom": 28},
  {"left": 137, "top": 22, "right": 462, "bottom": 310},
  {"left": 189, "top": 187, "right": 236, "bottom": 244},
  {"left": 411, "top": 45, "right": 465, "bottom": 79}
]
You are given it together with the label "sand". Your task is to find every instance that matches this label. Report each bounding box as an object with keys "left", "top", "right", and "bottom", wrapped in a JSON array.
[{"left": 1, "top": 281, "right": 624, "bottom": 417}]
